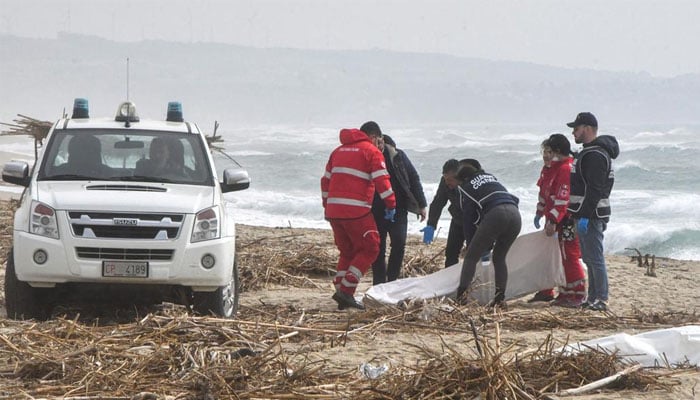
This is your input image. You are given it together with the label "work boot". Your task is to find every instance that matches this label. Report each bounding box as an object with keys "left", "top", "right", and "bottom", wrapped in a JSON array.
[
  {"left": 527, "top": 291, "right": 554, "bottom": 303},
  {"left": 455, "top": 287, "right": 473, "bottom": 306},
  {"left": 588, "top": 300, "right": 608, "bottom": 312},
  {"left": 332, "top": 290, "right": 365, "bottom": 310},
  {"left": 486, "top": 292, "right": 507, "bottom": 311},
  {"left": 486, "top": 298, "right": 508, "bottom": 311},
  {"left": 580, "top": 299, "right": 595, "bottom": 309},
  {"left": 552, "top": 295, "right": 583, "bottom": 309}
]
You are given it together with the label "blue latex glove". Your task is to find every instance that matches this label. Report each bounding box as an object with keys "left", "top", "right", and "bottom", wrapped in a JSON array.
[
  {"left": 534, "top": 215, "right": 542, "bottom": 229},
  {"left": 384, "top": 208, "right": 396, "bottom": 222},
  {"left": 577, "top": 217, "right": 589, "bottom": 235},
  {"left": 420, "top": 225, "right": 435, "bottom": 244}
]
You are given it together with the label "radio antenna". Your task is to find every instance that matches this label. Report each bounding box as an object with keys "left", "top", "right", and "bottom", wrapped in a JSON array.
[{"left": 126, "top": 57, "right": 130, "bottom": 101}]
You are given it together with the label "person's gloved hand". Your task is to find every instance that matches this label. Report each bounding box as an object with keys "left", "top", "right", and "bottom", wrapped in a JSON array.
[
  {"left": 534, "top": 215, "right": 542, "bottom": 229},
  {"left": 420, "top": 225, "right": 435, "bottom": 244},
  {"left": 384, "top": 208, "right": 396, "bottom": 222},
  {"left": 577, "top": 217, "right": 589, "bottom": 235}
]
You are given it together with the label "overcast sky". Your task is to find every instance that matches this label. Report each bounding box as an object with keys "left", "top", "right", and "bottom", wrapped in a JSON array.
[{"left": 1, "top": 0, "right": 699, "bottom": 77}]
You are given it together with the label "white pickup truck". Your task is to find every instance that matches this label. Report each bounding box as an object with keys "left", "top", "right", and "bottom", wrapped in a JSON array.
[{"left": 2, "top": 99, "right": 250, "bottom": 320}]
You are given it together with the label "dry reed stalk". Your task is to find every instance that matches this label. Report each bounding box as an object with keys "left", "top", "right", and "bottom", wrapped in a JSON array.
[
  {"left": 0, "top": 313, "right": 680, "bottom": 399},
  {"left": 1, "top": 114, "right": 53, "bottom": 160},
  {"left": 0, "top": 200, "right": 692, "bottom": 398},
  {"left": 379, "top": 328, "right": 671, "bottom": 399},
  {"left": 0, "top": 114, "right": 52, "bottom": 141},
  {"left": 628, "top": 306, "right": 700, "bottom": 326},
  {"left": 237, "top": 242, "right": 337, "bottom": 291}
]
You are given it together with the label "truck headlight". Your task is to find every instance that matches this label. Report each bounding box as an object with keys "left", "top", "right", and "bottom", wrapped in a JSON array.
[
  {"left": 191, "top": 206, "right": 220, "bottom": 243},
  {"left": 30, "top": 201, "right": 59, "bottom": 239}
]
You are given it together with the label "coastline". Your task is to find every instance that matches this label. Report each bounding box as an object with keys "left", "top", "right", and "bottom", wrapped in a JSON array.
[{"left": 1, "top": 136, "right": 698, "bottom": 261}]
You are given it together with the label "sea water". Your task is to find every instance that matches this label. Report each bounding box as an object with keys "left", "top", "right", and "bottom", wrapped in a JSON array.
[
  {"left": 2, "top": 123, "right": 698, "bottom": 260},
  {"left": 219, "top": 123, "right": 700, "bottom": 261}
]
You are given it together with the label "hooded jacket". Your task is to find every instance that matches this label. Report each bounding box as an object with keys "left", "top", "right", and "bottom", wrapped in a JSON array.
[
  {"left": 536, "top": 157, "right": 574, "bottom": 225},
  {"left": 322, "top": 129, "right": 396, "bottom": 219},
  {"left": 568, "top": 135, "right": 620, "bottom": 221},
  {"left": 371, "top": 142, "right": 427, "bottom": 217}
]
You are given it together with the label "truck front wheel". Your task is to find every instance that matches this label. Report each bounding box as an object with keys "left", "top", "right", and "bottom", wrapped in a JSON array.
[
  {"left": 192, "top": 258, "right": 240, "bottom": 318},
  {"left": 4, "top": 249, "right": 51, "bottom": 320}
]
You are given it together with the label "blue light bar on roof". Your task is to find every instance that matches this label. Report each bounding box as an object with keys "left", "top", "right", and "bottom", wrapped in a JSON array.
[
  {"left": 166, "top": 101, "right": 184, "bottom": 122},
  {"left": 72, "top": 98, "right": 89, "bottom": 119}
]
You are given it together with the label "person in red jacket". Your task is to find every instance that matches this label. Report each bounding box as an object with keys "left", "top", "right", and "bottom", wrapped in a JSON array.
[
  {"left": 321, "top": 128, "right": 397, "bottom": 310},
  {"left": 529, "top": 133, "right": 586, "bottom": 307}
]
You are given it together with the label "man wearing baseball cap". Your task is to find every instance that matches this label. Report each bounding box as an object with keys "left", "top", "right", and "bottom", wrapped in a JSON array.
[{"left": 566, "top": 112, "right": 620, "bottom": 312}]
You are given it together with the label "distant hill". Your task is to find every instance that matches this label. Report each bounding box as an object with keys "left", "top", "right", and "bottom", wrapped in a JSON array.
[{"left": 2, "top": 32, "right": 700, "bottom": 127}]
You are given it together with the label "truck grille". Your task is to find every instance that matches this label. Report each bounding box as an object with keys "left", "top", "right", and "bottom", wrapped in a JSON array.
[
  {"left": 76, "top": 247, "right": 174, "bottom": 261},
  {"left": 68, "top": 212, "right": 185, "bottom": 240},
  {"left": 86, "top": 184, "right": 167, "bottom": 192}
]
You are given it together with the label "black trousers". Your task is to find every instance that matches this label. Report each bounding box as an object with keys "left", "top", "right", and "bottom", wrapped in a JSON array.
[
  {"left": 372, "top": 211, "right": 408, "bottom": 285},
  {"left": 445, "top": 219, "right": 466, "bottom": 268},
  {"left": 458, "top": 204, "right": 522, "bottom": 300}
]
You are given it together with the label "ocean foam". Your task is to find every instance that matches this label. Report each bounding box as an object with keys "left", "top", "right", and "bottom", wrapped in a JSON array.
[
  {"left": 615, "top": 159, "right": 649, "bottom": 171},
  {"left": 3, "top": 124, "right": 697, "bottom": 260}
]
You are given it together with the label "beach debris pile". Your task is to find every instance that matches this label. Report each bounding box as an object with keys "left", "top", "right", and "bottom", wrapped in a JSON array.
[
  {"left": 236, "top": 229, "right": 445, "bottom": 293},
  {"left": 381, "top": 328, "right": 669, "bottom": 399},
  {"left": 0, "top": 114, "right": 52, "bottom": 160},
  {"left": 626, "top": 247, "right": 658, "bottom": 277},
  {"left": 0, "top": 114, "right": 52, "bottom": 142},
  {"left": 0, "top": 310, "right": 678, "bottom": 399},
  {"left": 400, "top": 237, "right": 444, "bottom": 276},
  {"left": 237, "top": 232, "right": 339, "bottom": 291},
  {"left": 0, "top": 201, "right": 697, "bottom": 398}
]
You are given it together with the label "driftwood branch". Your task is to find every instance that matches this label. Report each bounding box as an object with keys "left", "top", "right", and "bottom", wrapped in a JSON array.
[
  {"left": 625, "top": 247, "right": 644, "bottom": 267},
  {"left": 205, "top": 120, "right": 224, "bottom": 150},
  {"left": 646, "top": 254, "right": 657, "bottom": 277},
  {"left": 0, "top": 114, "right": 53, "bottom": 160},
  {"left": 556, "top": 364, "right": 643, "bottom": 396}
]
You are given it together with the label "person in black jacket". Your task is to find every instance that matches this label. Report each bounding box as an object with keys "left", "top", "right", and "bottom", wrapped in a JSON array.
[
  {"left": 455, "top": 161, "right": 521, "bottom": 309},
  {"left": 363, "top": 122, "right": 428, "bottom": 284},
  {"left": 566, "top": 112, "right": 620, "bottom": 312},
  {"left": 422, "top": 158, "right": 482, "bottom": 268}
]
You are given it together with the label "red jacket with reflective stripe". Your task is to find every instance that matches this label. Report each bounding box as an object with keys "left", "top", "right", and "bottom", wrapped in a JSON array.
[
  {"left": 536, "top": 157, "right": 573, "bottom": 224},
  {"left": 321, "top": 129, "right": 396, "bottom": 219}
]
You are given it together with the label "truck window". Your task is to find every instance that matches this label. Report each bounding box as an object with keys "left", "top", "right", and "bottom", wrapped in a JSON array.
[{"left": 38, "top": 129, "right": 214, "bottom": 185}]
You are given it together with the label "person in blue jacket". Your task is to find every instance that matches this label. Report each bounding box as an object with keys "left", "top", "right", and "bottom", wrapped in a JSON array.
[
  {"left": 365, "top": 122, "right": 428, "bottom": 284},
  {"left": 455, "top": 161, "right": 522, "bottom": 309}
]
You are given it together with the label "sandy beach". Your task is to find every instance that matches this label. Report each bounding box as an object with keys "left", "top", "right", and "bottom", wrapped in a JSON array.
[
  {"left": 0, "top": 194, "right": 698, "bottom": 398},
  {"left": 232, "top": 225, "right": 700, "bottom": 398}
]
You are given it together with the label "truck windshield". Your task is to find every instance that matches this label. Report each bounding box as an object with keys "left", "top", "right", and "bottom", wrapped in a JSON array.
[{"left": 38, "top": 129, "right": 214, "bottom": 185}]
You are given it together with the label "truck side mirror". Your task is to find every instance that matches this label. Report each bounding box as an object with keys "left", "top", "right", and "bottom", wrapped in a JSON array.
[
  {"left": 221, "top": 168, "right": 250, "bottom": 193},
  {"left": 2, "top": 161, "right": 31, "bottom": 187}
]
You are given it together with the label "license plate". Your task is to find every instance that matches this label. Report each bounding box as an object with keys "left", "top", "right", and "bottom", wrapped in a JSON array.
[{"left": 102, "top": 261, "right": 149, "bottom": 278}]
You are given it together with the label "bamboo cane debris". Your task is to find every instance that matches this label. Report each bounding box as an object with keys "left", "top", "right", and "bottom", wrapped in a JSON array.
[
  {"left": 381, "top": 328, "right": 670, "bottom": 399},
  {"left": 555, "top": 364, "right": 644, "bottom": 396},
  {"left": 0, "top": 200, "right": 696, "bottom": 398},
  {"left": 0, "top": 114, "right": 52, "bottom": 143},
  {"left": 0, "top": 305, "right": 679, "bottom": 398}
]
